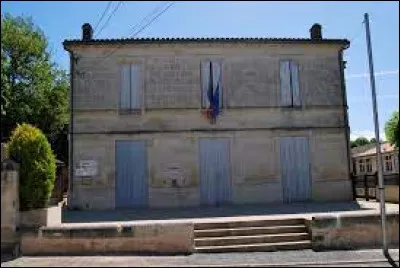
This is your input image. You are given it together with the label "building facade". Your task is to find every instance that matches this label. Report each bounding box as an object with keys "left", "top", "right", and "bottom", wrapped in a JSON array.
[
  {"left": 352, "top": 143, "right": 399, "bottom": 175},
  {"left": 63, "top": 23, "right": 353, "bottom": 210}
]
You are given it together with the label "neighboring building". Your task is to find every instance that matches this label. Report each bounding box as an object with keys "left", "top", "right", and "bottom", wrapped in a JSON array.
[
  {"left": 63, "top": 23, "right": 353, "bottom": 210},
  {"left": 351, "top": 142, "right": 399, "bottom": 175}
]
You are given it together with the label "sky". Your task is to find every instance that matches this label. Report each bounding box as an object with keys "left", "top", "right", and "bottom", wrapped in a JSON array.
[{"left": 1, "top": 1, "right": 399, "bottom": 141}]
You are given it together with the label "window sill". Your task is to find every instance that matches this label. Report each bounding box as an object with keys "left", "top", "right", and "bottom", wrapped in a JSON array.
[
  {"left": 118, "top": 109, "right": 142, "bottom": 115},
  {"left": 280, "top": 105, "right": 303, "bottom": 110}
]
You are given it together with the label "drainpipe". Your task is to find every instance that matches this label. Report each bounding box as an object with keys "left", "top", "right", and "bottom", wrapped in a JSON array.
[
  {"left": 66, "top": 47, "right": 74, "bottom": 208},
  {"left": 339, "top": 45, "right": 352, "bottom": 183}
]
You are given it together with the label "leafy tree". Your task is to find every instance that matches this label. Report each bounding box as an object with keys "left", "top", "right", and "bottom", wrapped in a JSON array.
[
  {"left": 6, "top": 123, "right": 56, "bottom": 210},
  {"left": 350, "top": 140, "right": 358, "bottom": 148},
  {"left": 1, "top": 13, "right": 69, "bottom": 162},
  {"left": 350, "top": 137, "right": 370, "bottom": 148},
  {"left": 369, "top": 138, "right": 377, "bottom": 144},
  {"left": 385, "top": 111, "right": 399, "bottom": 149}
]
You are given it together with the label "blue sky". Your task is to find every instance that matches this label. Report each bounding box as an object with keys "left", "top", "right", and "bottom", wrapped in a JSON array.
[{"left": 1, "top": 1, "right": 398, "bottom": 140}]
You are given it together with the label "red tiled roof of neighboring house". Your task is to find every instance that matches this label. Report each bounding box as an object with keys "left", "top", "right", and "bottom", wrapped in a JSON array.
[{"left": 352, "top": 142, "right": 398, "bottom": 158}]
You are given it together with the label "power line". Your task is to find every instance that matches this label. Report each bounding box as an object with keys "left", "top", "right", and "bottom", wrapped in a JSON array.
[
  {"left": 95, "top": 1, "right": 175, "bottom": 65},
  {"left": 95, "top": 1, "right": 124, "bottom": 38},
  {"left": 347, "top": 21, "right": 364, "bottom": 45},
  {"left": 126, "top": 1, "right": 171, "bottom": 36},
  {"left": 347, "top": 9, "right": 383, "bottom": 46},
  {"left": 93, "top": 1, "right": 112, "bottom": 32},
  {"left": 127, "top": 1, "right": 175, "bottom": 40}
]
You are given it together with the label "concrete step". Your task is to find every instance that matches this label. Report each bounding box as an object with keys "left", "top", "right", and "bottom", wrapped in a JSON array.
[
  {"left": 194, "top": 218, "right": 305, "bottom": 230},
  {"left": 194, "top": 225, "right": 307, "bottom": 238},
  {"left": 195, "top": 232, "right": 310, "bottom": 247},
  {"left": 195, "top": 240, "right": 312, "bottom": 253}
]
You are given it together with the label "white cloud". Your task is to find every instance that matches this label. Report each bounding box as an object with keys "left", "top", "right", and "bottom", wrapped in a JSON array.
[
  {"left": 350, "top": 130, "right": 386, "bottom": 141},
  {"left": 346, "top": 70, "right": 399, "bottom": 79}
]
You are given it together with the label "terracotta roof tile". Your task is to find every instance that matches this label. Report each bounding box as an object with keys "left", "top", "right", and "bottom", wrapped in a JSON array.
[
  {"left": 63, "top": 37, "right": 350, "bottom": 47},
  {"left": 352, "top": 142, "right": 397, "bottom": 157}
]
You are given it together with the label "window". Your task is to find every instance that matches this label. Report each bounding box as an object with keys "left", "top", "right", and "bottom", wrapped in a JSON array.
[
  {"left": 353, "top": 160, "right": 357, "bottom": 175},
  {"left": 201, "top": 60, "right": 223, "bottom": 109},
  {"left": 359, "top": 159, "right": 365, "bottom": 173},
  {"left": 385, "top": 155, "right": 393, "bottom": 172},
  {"left": 120, "top": 64, "right": 141, "bottom": 110},
  {"left": 280, "top": 60, "right": 300, "bottom": 107},
  {"left": 366, "top": 158, "right": 372, "bottom": 173}
]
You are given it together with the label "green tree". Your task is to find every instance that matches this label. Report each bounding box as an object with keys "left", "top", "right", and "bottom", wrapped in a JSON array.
[
  {"left": 1, "top": 13, "right": 69, "bottom": 162},
  {"left": 385, "top": 111, "right": 399, "bottom": 148},
  {"left": 350, "top": 137, "right": 370, "bottom": 148},
  {"left": 6, "top": 123, "right": 56, "bottom": 210}
]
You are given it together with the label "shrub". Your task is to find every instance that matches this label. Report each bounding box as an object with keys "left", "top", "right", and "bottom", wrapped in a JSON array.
[{"left": 6, "top": 123, "right": 56, "bottom": 211}]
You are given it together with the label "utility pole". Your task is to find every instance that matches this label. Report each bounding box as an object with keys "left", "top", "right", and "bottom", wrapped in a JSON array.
[{"left": 364, "top": 13, "right": 388, "bottom": 254}]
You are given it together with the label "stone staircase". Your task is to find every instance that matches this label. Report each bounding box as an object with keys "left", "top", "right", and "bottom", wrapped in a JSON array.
[{"left": 194, "top": 218, "right": 311, "bottom": 253}]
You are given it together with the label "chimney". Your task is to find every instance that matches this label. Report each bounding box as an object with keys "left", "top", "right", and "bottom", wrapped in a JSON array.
[
  {"left": 310, "top": 23, "right": 322, "bottom": 40},
  {"left": 82, "top": 23, "right": 93, "bottom": 41}
]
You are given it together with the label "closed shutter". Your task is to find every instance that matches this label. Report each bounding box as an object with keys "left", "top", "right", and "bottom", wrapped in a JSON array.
[
  {"left": 201, "top": 61, "right": 211, "bottom": 108},
  {"left": 290, "top": 61, "right": 301, "bottom": 106},
  {"left": 130, "top": 64, "right": 141, "bottom": 109},
  {"left": 280, "top": 60, "right": 292, "bottom": 106},
  {"left": 120, "top": 64, "right": 131, "bottom": 109}
]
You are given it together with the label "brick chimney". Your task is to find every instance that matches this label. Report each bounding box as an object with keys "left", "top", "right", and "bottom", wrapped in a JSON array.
[
  {"left": 310, "top": 23, "right": 322, "bottom": 40},
  {"left": 82, "top": 23, "right": 93, "bottom": 41}
]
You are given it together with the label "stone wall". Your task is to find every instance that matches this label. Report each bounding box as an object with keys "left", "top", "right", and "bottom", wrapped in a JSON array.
[
  {"left": 311, "top": 213, "right": 399, "bottom": 250},
  {"left": 20, "top": 206, "right": 62, "bottom": 229},
  {"left": 70, "top": 43, "right": 344, "bottom": 111},
  {"left": 69, "top": 128, "right": 352, "bottom": 210},
  {"left": 67, "top": 42, "right": 350, "bottom": 210},
  {"left": 1, "top": 163, "right": 19, "bottom": 253},
  {"left": 376, "top": 185, "right": 399, "bottom": 204},
  {"left": 73, "top": 108, "right": 345, "bottom": 134},
  {"left": 20, "top": 222, "right": 194, "bottom": 255}
]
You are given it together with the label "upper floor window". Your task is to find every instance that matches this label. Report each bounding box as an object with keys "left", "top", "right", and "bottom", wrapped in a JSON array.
[
  {"left": 384, "top": 155, "right": 393, "bottom": 172},
  {"left": 120, "top": 64, "right": 141, "bottom": 110},
  {"left": 201, "top": 60, "right": 223, "bottom": 109},
  {"left": 366, "top": 158, "right": 372, "bottom": 173},
  {"left": 359, "top": 159, "right": 365, "bottom": 173},
  {"left": 280, "top": 60, "right": 300, "bottom": 107}
]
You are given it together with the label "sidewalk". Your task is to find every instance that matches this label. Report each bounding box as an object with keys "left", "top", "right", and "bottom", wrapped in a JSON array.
[
  {"left": 62, "top": 200, "right": 399, "bottom": 225},
  {"left": 2, "top": 249, "right": 399, "bottom": 267}
]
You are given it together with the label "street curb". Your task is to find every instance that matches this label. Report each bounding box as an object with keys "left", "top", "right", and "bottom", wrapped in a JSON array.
[{"left": 174, "top": 258, "right": 399, "bottom": 267}]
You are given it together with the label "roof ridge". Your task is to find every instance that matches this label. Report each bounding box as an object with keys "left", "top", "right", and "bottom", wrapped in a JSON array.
[{"left": 63, "top": 37, "right": 350, "bottom": 46}]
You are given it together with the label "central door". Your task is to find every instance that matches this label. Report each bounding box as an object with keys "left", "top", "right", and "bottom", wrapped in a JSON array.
[
  {"left": 115, "top": 140, "right": 148, "bottom": 209},
  {"left": 199, "top": 138, "right": 232, "bottom": 206},
  {"left": 280, "top": 136, "right": 312, "bottom": 203}
]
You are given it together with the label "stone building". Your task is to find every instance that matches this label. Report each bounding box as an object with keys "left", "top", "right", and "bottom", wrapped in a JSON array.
[
  {"left": 351, "top": 142, "right": 399, "bottom": 175},
  {"left": 63, "top": 23, "right": 353, "bottom": 210}
]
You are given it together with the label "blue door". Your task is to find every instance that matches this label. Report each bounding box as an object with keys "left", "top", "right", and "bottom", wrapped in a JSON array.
[
  {"left": 115, "top": 140, "right": 148, "bottom": 209},
  {"left": 199, "top": 138, "right": 232, "bottom": 206},
  {"left": 280, "top": 137, "right": 311, "bottom": 203}
]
